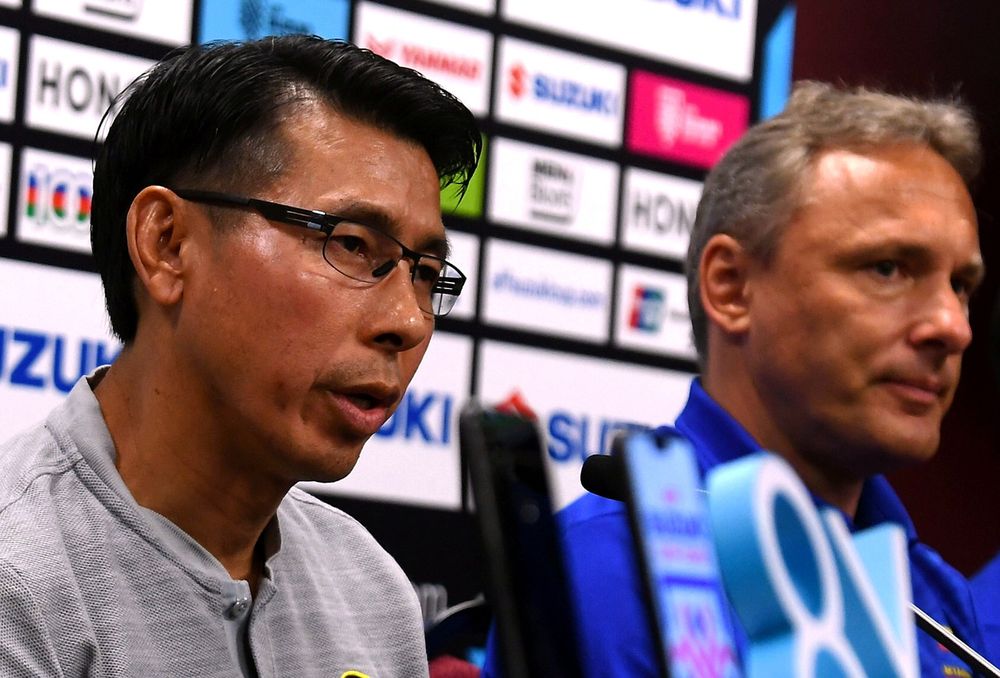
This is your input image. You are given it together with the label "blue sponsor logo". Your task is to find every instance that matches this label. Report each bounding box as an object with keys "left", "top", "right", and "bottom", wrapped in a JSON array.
[
  {"left": 198, "top": 0, "right": 349, "bottom": 42},
  {"left": 651, "top": 0, "right": 741, "bottom": 19},
  {"left": 0, "top": 325, "right": 121, "bottom": 394},
  {"left": 376, "top": 389, "right": 454, "bottom": 446},
  {"left": 533, "top": 74, "right": 618, "bottom": 114},
  {"left": 547, "top": 410, "right": 647, "bottom": 463},
  {"left": 508, "top": 63, "right": 620, "bottom": 116},
  {"left": 492, "top": 270, "right": 605, "bottom": 309}
]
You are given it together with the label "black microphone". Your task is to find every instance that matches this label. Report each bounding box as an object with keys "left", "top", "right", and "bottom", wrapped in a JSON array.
[{"left": 580, "top": 454, "right": 626, "bottom": 502}]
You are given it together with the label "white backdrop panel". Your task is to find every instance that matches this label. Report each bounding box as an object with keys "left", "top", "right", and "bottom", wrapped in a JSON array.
[
  {"left": 0, "top": 257, "right": 121, "bottom": 438},
  {"left": 614, "top": 264, "right": 696, "bottom": 360},
  {"left": 483, "top": 239, "right": 612, "bottom": 342},
  {"left": 355, "top": 1, "right": 494, "bottom": 117},
  {"left": 477, "top": 339, "right": 691, "bottom": 509},
  {"left": 501, "top": 0, "right": 758, "bottom": 82},
  {"left": 488, "top": 136, "right": 619, "bottom": 244},
  {"left": 32, "top": 0, "right": 194, "bottom": 46}
]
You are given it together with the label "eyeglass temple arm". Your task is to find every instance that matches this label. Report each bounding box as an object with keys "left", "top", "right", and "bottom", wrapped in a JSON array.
[
  {"left": 173, "top": 190, "right": 337, "bottom": 233},
  {"left": 251, "top": 201, "right": 338, "bottom": 233}
]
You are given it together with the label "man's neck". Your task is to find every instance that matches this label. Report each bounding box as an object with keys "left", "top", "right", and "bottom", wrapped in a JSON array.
[
  {"left": 701, "top": 366, "right": 865, "bottom": 518},
  {"left": 93, "top": 347, "right": 289, "bottom": 589}
]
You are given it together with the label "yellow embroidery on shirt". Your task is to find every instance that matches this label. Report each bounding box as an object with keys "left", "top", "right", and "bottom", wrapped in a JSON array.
[
  {"left": 943, "top": 665, "right": 971, "bottom": 677},
  {"left": 340, "top": 672, "right": 371, "bottom": 678}
]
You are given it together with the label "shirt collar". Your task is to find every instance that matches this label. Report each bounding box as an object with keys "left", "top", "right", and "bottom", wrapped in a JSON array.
[
  {"left": 674, "top": 378, "right": 917, "bottom": 541},
  {"left": 673, "top": 378, "right": 761, "bottom": 471},
  {"left": 55, "top": 370, "right": 289, "bottom": 582}
]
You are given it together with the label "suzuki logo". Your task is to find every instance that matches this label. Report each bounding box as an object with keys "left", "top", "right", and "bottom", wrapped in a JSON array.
[
  {"left": 0, "top": 326, "right": 121, "bottom": 394},
  {"left": 509, "top": 63, "right": 527, "bottom": 98},
  {"left": 376, "top": 390, "right": 454, "bottom": 446}
]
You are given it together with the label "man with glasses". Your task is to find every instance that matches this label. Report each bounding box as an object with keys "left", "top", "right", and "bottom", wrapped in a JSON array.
[{"left": 0, "top": 36, "right": 479, "bottom": 677}]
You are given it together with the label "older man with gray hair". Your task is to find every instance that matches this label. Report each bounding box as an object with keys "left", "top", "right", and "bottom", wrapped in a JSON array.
[{"left": 483, "top": 80, "right": 989, "bottom": 677}]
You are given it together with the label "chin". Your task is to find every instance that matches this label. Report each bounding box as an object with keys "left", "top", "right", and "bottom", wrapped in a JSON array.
[
  {"left": 313, "top": 453, "right": 364, "bottom": 483},
  {"left": 282, "top": 439, "right": 365, "bottom": 485},
  {"left": 875, "top": 436, "right": 940, "bottom": 472}
]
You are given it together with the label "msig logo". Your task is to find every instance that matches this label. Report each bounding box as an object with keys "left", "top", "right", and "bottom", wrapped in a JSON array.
[
  {"left": 495, "top": 390, "right": 647, "bottom": 463},
  {"left": 508, "top": 63, "right": 619, "bottom": 116},
  {"left": 375, "top": 389, "right": 454, "bottom": 446},
  {"left": 0, "top": 325, "right": 121, "bottom": 394},
  {"left": 24, "top": 165, "right": 92, "bottom": 231}
]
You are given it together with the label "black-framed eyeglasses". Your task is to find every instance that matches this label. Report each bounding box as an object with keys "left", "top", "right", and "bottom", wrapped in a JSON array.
[{"left": 172, "top": 189, "right": 466, "bottom": 318}]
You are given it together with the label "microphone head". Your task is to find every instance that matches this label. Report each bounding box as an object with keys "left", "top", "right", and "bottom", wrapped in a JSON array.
[{"left": 580, "top": 454, "right": 626, "bottom": 502}]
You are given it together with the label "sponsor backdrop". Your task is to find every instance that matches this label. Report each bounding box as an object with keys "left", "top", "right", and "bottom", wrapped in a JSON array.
[{"left": 0, "top": 0, "right": 794, "bottom": 621}]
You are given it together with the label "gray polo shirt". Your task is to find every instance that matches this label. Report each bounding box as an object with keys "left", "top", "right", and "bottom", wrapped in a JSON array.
[{"left": 0, "top": 373, "right": 429, "bottom": 678}]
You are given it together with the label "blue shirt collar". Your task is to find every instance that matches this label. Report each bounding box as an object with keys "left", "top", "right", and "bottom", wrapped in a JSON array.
[
  {"left": 672, "top": 378, "right": 918, "bottom": 542},
  {"left": 673, "top": 378, "right": 760, "bottom": 471}
]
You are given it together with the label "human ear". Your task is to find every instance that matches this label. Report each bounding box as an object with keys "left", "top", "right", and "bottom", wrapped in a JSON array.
[
  {"left": 699, "top": 233, "right": 753, "bottom": 336},
  {"left": 126, "top": 186, "right": 190, "bottom": 308}
]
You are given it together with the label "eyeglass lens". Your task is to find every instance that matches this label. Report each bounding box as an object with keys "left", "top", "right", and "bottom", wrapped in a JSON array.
[{"left": 322, "top": 221, "right": 461, "bottom": 317}]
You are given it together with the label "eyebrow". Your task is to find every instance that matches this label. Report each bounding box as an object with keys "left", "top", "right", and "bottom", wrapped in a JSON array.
[
  {"left": 958, "top": 258, "right": 987, "bottom": 291},
  {"left": 331, "top": 199, "right": 451, "bottom": 259},
  {"left": 848, "top": 240, "right": 986, "bottom": 290}
]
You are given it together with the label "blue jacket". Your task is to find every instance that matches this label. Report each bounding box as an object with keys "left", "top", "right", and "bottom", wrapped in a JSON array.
[
  {"left": 482, "top": 379, "right": 985, "bottom": 677},
  {"left": 971, "top": 553, "right": 1000, "bottom": 667}
]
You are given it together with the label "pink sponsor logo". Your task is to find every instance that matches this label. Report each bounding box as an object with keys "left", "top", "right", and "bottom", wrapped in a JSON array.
[{"left": 627, "top": 71, "right": 748, "bottom": 170}]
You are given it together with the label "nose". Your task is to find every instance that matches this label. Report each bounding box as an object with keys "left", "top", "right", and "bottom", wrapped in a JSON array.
[
  {"left": 909, "top": 282, "right": 973, "bottom": 355},
  {"left": 365, "top": 259, "right": 431, "bottom": 352}
]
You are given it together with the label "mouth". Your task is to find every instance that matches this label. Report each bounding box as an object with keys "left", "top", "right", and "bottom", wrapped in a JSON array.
[
  {"left": 344, "top": 393, "right": 381, "bottom": 410},
  {"left": 340, "top": 383, "right": 401, "bottom": 410},
  {"left": 324, "top": 383, "right": 401, "bottom": 437},
  {"left": 881, "top": 375, "right": 948, "bottom": 408}
]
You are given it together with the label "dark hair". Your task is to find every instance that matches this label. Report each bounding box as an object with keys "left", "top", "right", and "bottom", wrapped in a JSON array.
[{"left": 92, "top": 35, "right": 482, "bottom": 343}]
